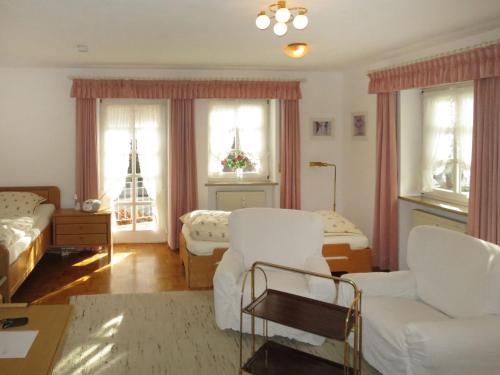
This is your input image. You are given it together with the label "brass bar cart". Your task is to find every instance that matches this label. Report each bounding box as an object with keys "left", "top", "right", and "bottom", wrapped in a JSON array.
[{"left": 239, "top": 261, "right": 362, "bottom": 375}]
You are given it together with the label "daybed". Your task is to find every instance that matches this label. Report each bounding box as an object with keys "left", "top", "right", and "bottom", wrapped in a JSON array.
[
  {"left": 0, "top": 186, "right": 60, "bottom": 302},
  {"left": 179, "top": 209, "right": 372, "bottom": 288}
]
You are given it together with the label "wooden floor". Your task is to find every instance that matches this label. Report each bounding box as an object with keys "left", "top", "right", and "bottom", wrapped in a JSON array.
[{"left": 12, "top": 243, "right": 188, "bottom": 305}]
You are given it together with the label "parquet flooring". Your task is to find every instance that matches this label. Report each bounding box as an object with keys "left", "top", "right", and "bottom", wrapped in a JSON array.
[{"left": 12, "top": 243, "right": 187, "bottom": 304}]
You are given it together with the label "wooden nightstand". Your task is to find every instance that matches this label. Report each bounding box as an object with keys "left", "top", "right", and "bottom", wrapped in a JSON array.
[{"left": 52, "top": 209, "right": 113, "bottom": 263}]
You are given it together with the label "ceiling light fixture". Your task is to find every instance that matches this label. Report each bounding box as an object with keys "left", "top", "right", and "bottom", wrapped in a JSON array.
[
  {"left": 283, "top": 43, "right": 310, "bottom": 58},
  {"left": 255, "top": 1, "right": 308, "bottom": 36}
]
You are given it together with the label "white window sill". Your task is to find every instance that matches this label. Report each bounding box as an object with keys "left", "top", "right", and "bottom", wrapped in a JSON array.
[
  {"left": 205, "top": 181, "right": 278, "bottom": 187},
  {"left": 399, "top": 195, "right": 468, "bottom": 216}
]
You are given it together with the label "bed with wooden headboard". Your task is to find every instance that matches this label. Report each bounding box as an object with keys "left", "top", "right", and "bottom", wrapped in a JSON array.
[{"left": 0, "top": 186, "right": 60, "bottom": 302}]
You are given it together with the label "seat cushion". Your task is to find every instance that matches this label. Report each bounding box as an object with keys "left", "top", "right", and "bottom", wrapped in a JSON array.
[
  {"left": 361, "top": 296, "right": 450, "bottom": 375},
  {"left": 405, "top": 316, "right": 500, "bottom": 375}
]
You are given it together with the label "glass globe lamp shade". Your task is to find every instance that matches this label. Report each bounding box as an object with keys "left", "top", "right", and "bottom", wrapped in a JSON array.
[
  {"left": 273, "top": 22, "right": 288, "bottom": 36},
  {"left": 255, "top": 12, "right": 271, "bottom": 30},
  {"left": 275, "top": 7, "right": 291, "bottom": 23},
  {"left": 293, "top": 13, "right": 308, "bottom": 30}
]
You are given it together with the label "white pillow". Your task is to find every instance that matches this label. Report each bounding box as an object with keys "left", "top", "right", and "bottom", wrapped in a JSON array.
[
  {"left": 180, "top": 210, "right": 229, "bottom": 228},
  {"left": 0, "top": 191, "right": 46, "bottom": 217},
  {"left": 190, "top": 214, "right": 229, "bottom": 242},
  {"left": 315, "top": 210, "right": 362, "bottom": 234}
]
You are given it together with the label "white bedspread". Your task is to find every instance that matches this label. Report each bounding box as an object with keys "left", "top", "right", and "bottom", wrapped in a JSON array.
[
  {"left": 0, "top": 203, "right": 55, "bottom": 264},
  {"left": 0, "top": 216, "right": 35, "bottom": 250}
]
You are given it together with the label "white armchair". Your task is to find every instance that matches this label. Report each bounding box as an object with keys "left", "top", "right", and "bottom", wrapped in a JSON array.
[
  {"left": 213, "top": 208, "right": 336, "bottom": 345},
  {"left": 338, "top": 225, "right": 500, "bottom": 375}
]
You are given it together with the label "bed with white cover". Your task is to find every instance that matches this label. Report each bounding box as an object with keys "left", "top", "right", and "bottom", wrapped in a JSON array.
[
  {"left": 0, "top": 187, "right": 60, "bottom": 302},
  {"left": 179, "top": 209, "right": 372, "bottom": 288}
]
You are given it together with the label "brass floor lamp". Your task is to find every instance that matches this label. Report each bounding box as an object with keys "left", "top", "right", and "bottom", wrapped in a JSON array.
[{"left": 309, "top": 161, "right": 336, "bottom": 211}]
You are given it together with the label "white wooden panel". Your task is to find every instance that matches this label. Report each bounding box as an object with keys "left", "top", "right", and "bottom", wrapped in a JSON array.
[
  {"left": 412, "top": 209, "right": 467, "bottom": 234},
  {"left": 216, "top": 191, "right": 266, "bottom": 211}
]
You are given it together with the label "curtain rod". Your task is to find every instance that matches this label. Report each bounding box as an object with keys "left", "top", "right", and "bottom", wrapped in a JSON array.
[
  {"left": 67, "top": 76, "right": 306, "bottom": 83},
  {"left": 368, "top": 38, "right": 500, "bottom": 74}
]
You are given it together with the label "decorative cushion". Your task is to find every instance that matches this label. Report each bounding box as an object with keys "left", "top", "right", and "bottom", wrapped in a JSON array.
[
  {"left": 315, "top": 210, "right": 362, "bottom": 234},
  {"left": 0, "top": 192, "right": 46, "bottom": 217},
  {"left": 189, "top": 213, "right": 229, "bottom": 242}
]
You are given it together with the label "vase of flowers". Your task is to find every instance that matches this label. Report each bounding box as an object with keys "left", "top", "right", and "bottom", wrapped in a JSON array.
[{"left": 221, "top": 150, "right": 250, "bottom": 179}]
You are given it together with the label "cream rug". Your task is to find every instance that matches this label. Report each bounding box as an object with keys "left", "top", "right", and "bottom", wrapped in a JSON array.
[{"left": 53, "top": 291, "right": 379, "bottom": 375}]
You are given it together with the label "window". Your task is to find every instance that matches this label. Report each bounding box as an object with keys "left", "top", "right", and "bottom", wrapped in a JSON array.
[
  {"left": 99, "top": 100, "right": 167, "bottom": 241},
  {"left": 421, "top": 83, "right": 473, "bottom": 203},
  {"left": 208, "top": 100, "right": 269, "bottom": 180}
]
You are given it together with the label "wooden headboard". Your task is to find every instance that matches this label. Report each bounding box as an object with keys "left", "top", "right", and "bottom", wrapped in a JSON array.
[{"left": 0, "top": 186, "right": 61, "bottom": 209}]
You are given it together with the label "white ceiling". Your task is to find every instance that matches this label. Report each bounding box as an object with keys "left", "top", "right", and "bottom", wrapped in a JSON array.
[{"left": 1, "top": 0, "right": 500, "bottom": 70}]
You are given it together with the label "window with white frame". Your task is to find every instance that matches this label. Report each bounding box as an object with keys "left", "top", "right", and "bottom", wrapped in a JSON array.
[
  {"left": 421, "top": 83, "right": 473, "bottom": 203},
  {"left": 208, "top": 100, "right": 269, "bottom": 180}
]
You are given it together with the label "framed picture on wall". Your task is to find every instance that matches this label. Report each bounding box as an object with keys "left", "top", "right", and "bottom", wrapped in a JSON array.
[
  {"left": 311, "top": 118, "right": 334, "bottom": 138},
  {"left": 352, "top": 112, "right": 367, "bottom": 138}
]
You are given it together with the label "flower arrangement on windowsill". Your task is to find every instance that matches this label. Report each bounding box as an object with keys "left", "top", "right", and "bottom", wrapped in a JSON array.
[{"left": 221, "top": 150, "right": 254, "bottom": 178}]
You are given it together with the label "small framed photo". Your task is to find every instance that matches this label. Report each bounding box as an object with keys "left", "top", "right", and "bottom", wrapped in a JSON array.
[
  {"left": 311, "top": 118, "right": 334, "bottom": 138},
  {"left": 352, "top": 112, "right": 367, "bottom": 138}
]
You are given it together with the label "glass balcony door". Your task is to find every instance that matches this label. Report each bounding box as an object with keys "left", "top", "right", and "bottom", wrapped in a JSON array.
[{"left": 100, "top": 100, "right": 167, "bottom": 243}]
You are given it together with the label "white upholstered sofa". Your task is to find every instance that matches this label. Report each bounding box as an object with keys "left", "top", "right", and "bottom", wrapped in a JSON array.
[
  {"left": 339, "top": 225, "right": 500, "bottom": 375},
  {"left": 213, "top": 208, "right": 336, "bottom": 345}
]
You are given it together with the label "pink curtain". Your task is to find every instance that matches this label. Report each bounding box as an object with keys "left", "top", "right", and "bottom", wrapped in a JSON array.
[
  {"left": 468, "top": 77, "right": 500, "bottom": 244},
  {"left": 168, "top": 99, "right": 198, "bottom": 249},
  {"left": 75, "top": 98, "right": 99, "bottom": 202},
  {"left": 71, "top": 79, "right": 301, "bottom": 100},
  {"left": 373, "top": 93, "right": 399, "bottom": 270},
  {"left": 280, "top": 99, "right": 301, "bottom": 209},
  {"left": 368, "top": 43, "right": 500, "bottom": 94}
]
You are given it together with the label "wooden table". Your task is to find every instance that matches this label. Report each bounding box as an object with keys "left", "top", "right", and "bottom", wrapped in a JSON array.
[
  {"left": 53, "top": 209, "right": 113, "bottom": 263},
  {"left": 0, "top": 304, "right": 72, "bottom": 375}
]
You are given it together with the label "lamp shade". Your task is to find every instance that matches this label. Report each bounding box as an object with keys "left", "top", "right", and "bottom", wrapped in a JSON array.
[
  {"left": 273, "top": 22, "right": 288, "bottom": 36},
  {"left": 283, "top": 43, "right": 309, "bottom": 58},
  {"left": 292, "top": 13, "right": 308, "bottom": 29},
  {"left": 255, "top": 12, "right": 271, "bottom": 30},
  {"left": 275, "top": 7, "right": 291, "bottom": 23}
]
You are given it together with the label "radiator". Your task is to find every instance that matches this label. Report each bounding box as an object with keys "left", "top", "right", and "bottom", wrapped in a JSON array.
[
  {"left": 216, "top": 191, "right": 266, "bottom": 211},
  {"left": 411, "top": 209, "right": 467, "bottom": 234}
]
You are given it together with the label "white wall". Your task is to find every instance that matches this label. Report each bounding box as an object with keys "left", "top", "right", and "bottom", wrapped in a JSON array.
[
  {"left": 0, "top": 69, "right": 75, "bottom": 206},
  {"left": 341, "top": 27, "right": 500, "bottom": 269},
  {"left": 340, "top": 67, "right": 377, "bottom": 243},
  {"left": 0, "top": 67, "right": 343, "bottom": 212}
]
